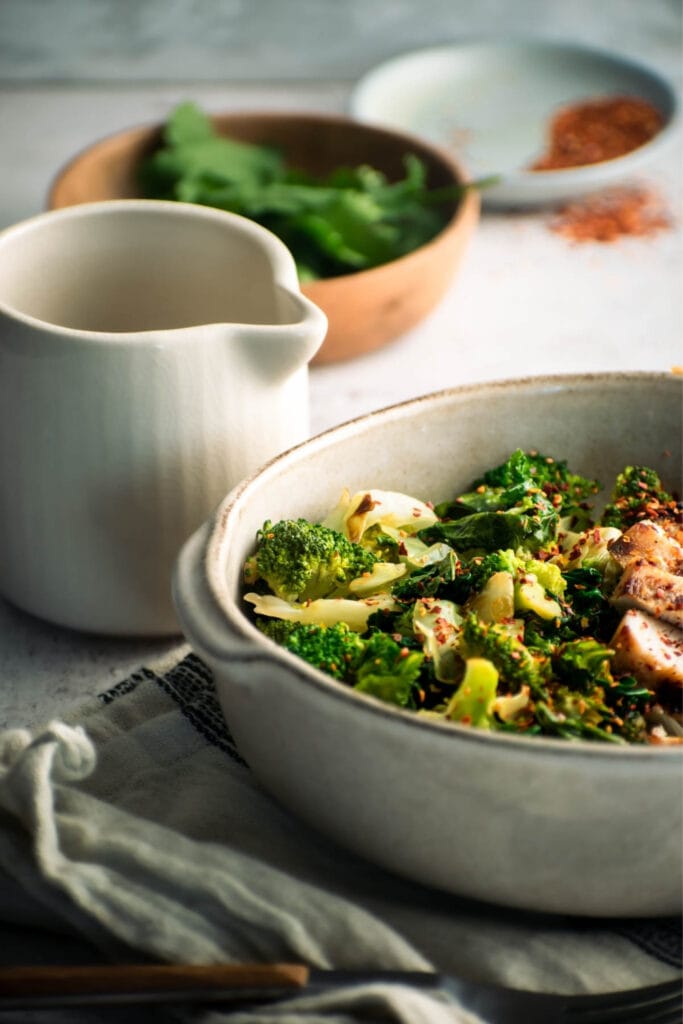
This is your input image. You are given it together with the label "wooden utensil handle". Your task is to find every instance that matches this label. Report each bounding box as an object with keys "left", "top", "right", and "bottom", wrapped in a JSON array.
[{"left": 0, "top": 962, "right": 310, "bottom": 998}]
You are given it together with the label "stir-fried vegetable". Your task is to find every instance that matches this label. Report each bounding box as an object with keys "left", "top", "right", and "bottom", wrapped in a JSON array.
[{"left": 243, "top": 452, "right": 683, "bottom": 744}]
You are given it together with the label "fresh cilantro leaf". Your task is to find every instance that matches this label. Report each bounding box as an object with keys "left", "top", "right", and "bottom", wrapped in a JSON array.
[{"left": 139, "top": 102, "right": 470, "bottom": 280}]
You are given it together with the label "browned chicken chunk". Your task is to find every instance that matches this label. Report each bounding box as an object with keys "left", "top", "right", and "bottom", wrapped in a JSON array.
[
  {"left": 610, "top": 563, "right": 683, "bottom": 628},
  {"left": 608, "top": 520, "right": 683, "bottom": 573},
  {"left": 611, "top": 609, "right": 683, "bottom": 689},
  {"left": 608, "top": 519, "right": 683, "bottom": 629}
]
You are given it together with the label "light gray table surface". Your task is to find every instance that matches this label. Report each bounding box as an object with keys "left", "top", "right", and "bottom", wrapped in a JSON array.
[
  {"left": 0, "top": 11, "right": 682, "bottom": 1021},
  {"left": 0, "top": 43, "right": 682, "bottom": 731}
]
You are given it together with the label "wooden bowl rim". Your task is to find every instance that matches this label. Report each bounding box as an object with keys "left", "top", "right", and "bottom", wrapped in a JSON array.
[{"left": 46, "top": 109, "right": 479, "bottom": 287}]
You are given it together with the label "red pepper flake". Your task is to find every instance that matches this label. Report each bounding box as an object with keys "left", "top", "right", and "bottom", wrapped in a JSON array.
[
  {"left": 530, "top": 95, "right": 664, "bottom": 171},
  {"left": 549, "top": 185, "right": 671, "bottom": 244}
]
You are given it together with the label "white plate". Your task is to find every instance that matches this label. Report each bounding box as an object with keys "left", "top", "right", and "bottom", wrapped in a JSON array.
[{"left": 350, "top": 38, "right": 679, "bottom": 206}]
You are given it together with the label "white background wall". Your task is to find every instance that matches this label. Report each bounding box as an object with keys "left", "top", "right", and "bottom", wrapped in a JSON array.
[{"left": 1, "top": 0, "right": 681, "bottom": 84}]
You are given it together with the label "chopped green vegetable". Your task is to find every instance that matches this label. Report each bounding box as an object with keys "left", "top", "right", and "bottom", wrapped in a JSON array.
[
  {"left": 460, "top": 613, "right": 548, "bottom": 695},
  {"left": 255, "top": 616, "right": 423, "bottom": 707},
  {"left": 419, "top": 497, "right": 559, "bottom": 555},
  {"left": 354, "top": 632, "right": 425, "bottom": 708},
  {"left": 139, "top": 102, "right": 473, "bottom": 280},
  {"left": 256, "top": 618, "right": 364, "bottom": 681},
  {"left": 601, "top": 465, "right": 678, "bottom": 531},
  {"left": 445, "top": 658, "right": 499, "bottom": 727},
  {"left": 243, "top": 450, "right": 680, "bottom": 744},
  {"left": 245, "top": 518, "right": 377, "bottom": 603}
]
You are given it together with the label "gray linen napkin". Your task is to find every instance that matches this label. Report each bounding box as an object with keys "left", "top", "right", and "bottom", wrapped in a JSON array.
[{"left": 0, "top": 650, "right": 680, "bottom": 1024}]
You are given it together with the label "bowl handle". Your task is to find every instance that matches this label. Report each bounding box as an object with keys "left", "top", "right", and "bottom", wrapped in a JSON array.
[{"left": 172, "top": 522, "right": 301, "bottom": 678}]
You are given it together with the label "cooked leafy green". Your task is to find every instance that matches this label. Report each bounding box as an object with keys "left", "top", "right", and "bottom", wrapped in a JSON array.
[
  {"left": 139, "top": 102, "right": 477, "bottom": 280},
  {"left": 243, "top": 451, "right": 682, "bottom": 745}
]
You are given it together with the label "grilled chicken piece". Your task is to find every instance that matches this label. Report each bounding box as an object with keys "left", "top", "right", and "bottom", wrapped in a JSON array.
[
  {"left": 608, "top": 519, "right": 683, "bottom": 628},
  {"left": 611, "top": 609, "right": 683, "bottom": 689},
  {"left": 608, "top": 520, "right": 683, "bottom": 573},
  {"left": 610, "top": 563, "right": 683, "bottom": 628}
]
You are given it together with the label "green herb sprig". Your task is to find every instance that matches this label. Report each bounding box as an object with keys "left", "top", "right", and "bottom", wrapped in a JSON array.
[{"left": 139, "top": 102, "right": 486, "bottom": 281}]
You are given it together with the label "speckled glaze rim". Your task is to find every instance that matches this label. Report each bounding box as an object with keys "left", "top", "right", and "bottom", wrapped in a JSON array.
[
  {"left": 46, "top": 109, "right": 479, "bottom": 285},
  {"left": 0, "top": 198, "right": 314, "bottom": 339},
  {"left": 199, "top": 371, "right": 683, "bottom": 762},
  {"left": 350, "top": 37, "right": 680, "bottom": 194}
]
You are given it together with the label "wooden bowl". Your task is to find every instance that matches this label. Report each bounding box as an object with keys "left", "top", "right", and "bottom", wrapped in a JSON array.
[{"left": 48, "top": 112, "right": 479, "bottom": 364}]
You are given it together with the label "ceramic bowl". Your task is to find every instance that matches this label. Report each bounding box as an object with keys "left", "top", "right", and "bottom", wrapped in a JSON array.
[
  {"left": 351, "top": 39, "right": 679, "bottom": 207},
  {"left": 47, "top": 111, "right": 479, "bottom": 364},
  {"left": 173, "top": 372, "right": 683, "bottom": 917}
]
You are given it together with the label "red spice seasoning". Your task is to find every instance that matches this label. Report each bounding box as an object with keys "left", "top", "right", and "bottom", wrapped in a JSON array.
[
  {"left": 549, "top": 186, "right": 671, "bottom": 243},
  {"left": 531, "top": 95, "right": 664, "bottom": 171}
]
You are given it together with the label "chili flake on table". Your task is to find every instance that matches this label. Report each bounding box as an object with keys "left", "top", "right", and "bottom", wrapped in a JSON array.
[{"left": 549, "top": 185, "right": 671, "bottom": 243}]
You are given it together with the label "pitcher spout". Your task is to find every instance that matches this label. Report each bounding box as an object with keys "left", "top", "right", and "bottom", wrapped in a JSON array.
[{"left": 233, "top": 284, "right": 328, "bottom": 382}]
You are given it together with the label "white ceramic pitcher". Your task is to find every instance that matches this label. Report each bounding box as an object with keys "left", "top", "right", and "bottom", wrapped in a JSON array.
[{"left": 0, "top": 199, "right": 327, "bottom": 635}]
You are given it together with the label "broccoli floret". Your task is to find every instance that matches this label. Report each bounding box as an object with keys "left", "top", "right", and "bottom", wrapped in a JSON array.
[
  {"left": 449, "top": 549, "right": 519, "bottom": 602},
  {"left": 552, "top": 638, "right": 615, "bottom": 693},
  {"left": 256, "top": 618, "right": 364, "bottom": 681},
  {"left": 477, "top": 449, "right": 600, "bottom": 520},
  {"left": 245, "top": 518, "right": 377, "bottom": 602},
  {"left": 600, "top": 465, "right": 679, "bottom": 531},
  {"left": 255, "top": 616, "right": 299, "bottom": 646},
  {"left": 354, "top": 632, "right": 425, "bottom": 707},
  {"left": 460, "top": 613, "right": 548, "bottom": 693},
  {"left": 258, "top": 615, "right": 424, "bottom": 704}
]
